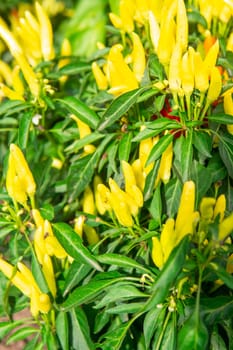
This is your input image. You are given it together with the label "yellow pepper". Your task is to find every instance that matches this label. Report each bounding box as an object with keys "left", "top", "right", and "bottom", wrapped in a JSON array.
[
  {"left": 109, "top": 191, "right": 134, "bottom": 227},
  {"left": 213, "top": 194, "right": 226, "bottom": 222},
  {"left": 218, "top": 213, "right": 233, "bottom": 241},
  {"left": 181, "top": 50, "right": 194, "bottom": 96},
  {"left": 35, "top": 1, "right": 55, "bottom": 61},
  {"left": 96, "top": 183, "right": 112, "bottom": 213},
  {"left": 203, "top": 39, "right": 219, "bottom": 75},
  {"left": 151, "top": 237, "right": 164, "bottom": 270},
  {"left": 223, "top": 92, "right": 233, "bottom": 135},
  {"left": 131, "top": 32, "right": 146, "bottom": 82},
  {"left": 175, "top": 181, "right": 195, "bottom": 242},
  {"left": 168, "top": 43, "right": 182, "bottom": 94},
  {"left": 121, "top": 160, "right": 143, "bottom": 208},
  {"left": 94, "top": 175, "right": 108, "bottom": 215},
  {"left": 83, "top": 225, "right": 99, "bottom": 245},
  {"left": 0, "top": 60, "right": 13, "bottom": 86},
  {"left": 9, "top": 144, "right": 36, "bottom": 197},
  {"left": 12, "top": 65, "right": 25, "bottom": 96},
  {"left": 160, "top": 218, "right": 176, "bottom": 262},
  {"left": 176, "top": 0, "right": 188, "bottom": 53},
  {"left": 83, "top": 186, "right": 96, "bottom": 215},
  {"left": 206, "top": 66, "right": 222, "bottom": 104},
  {"left": 0, "top": 84, "right": 25, "bottom": 101},
  {"left": 92, "top": 62, "right": 108, "bottom": 90},
  {"left": 148, "top": 11, "right": 160, "bottom": 53},
  {"left": 193, "top": 51, "right": 209, "bottom": 93},
  {"left": 200, "top": 197, "right": 216, "bottom": 221},
  {"left": 41, "top": 254, "right": 56, "bottom": 297},
  {"left": 74, "top": 215, "right": 85, "bottom": 238},
  {"left": 157, "top": 142, "right": 173, "bottom": 184}
]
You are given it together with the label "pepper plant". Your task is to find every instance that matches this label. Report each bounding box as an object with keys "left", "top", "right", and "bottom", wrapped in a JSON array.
[{"left": 0, "top": 0, "right": 233, "bottom": 349}]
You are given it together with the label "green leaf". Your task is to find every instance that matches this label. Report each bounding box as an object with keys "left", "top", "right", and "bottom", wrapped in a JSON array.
[
  {"left": 100, "top": 319, "right": 135, "bottom": 350},
  {"left": 70, "top": 308, "right": 95, "bottom": 350},
  {"left": 58, "top": 62, "right": 91, "bottom": 75},
  {"left": 0, "top": 100, "right": 28, "bottom": 116},
  {"left": 106, "top": 302, "right": 144, "bottom": 314},
  {"left": 210, "top": 332, "right": 227, "bottom": 350},
  {"left": 187, "top": 10, "right": 208, "bottom": 28},
  {"left": 96, "top": 253, "right": 151, "bottom": 274},
  {"left": 143, "top": 307, "right": 166, "bottom": 349},
  {"left": 94, "top": 283, "right": 147, "bottom": 309},
  {"left": 146, "top": 134, "right": 174, "bottom": 166},
  {"left": 177, "top": 314, "right": 209, "bottom": 350},
  {"left": 209, "top": 263, "right": 233, "bottom": 289},
  {"left": 164, "top": 178, "right": 182, "bottom": 217},
  {"left": 159, "top": 318, "right": 176, "bottom": 350},
  {"left": 53, "top": 223, "right": 103, "bottom": 272},
  {"left": 60, "top": 275, "right": 124, "bottom": 310},
  {"left": 179, "top": 132, "right": 193, "bottom": 181},
  {"left": 132, "top": 127, "right": 160, "bottom": 142},
  {"left": 65, "top": 132, "right": 104, "bottom": 153},
  {"left": 145, "top": 235, "right": 190, "bottom": 311},
  {"left": 149, "top": 185, "right": 162, "bottom": 227},
  {"left": 201, "top": 296, "right": 233, "bottom": 325},
  {"left": 193, "top": 131, "right": 212, "bottom": 158},
  {"left": 0, "top": 320, "right": 24, "bottom": 340},
  {"left": 145, "top": 118, "right": 180, "bottom": 130},
  {"left": 118, "top": 131, "right": 133, "bottom": 162},
  {"left": 56, "top": 312, "right": 69, "bottom": 350},
  {"left": 18, "top": 111, "right": 33, "bottom": 149},
  {"left": 98, "top": 87, "right": 147, "bottom": 131},
  {"left": 207, "top": 154, "right": 227, "bottom": 183},
  {"left": 208, "top": 113, "right": 233, "bottom": 124},
  {"left": 7, "top": 327, "right": 38, "bottom": 344},
  {"left": 57, "top": 96, "right": 99, "bottom": 129},
  {"left": 62, "top": 261, "right": 92, "bottom": 297},
  {"left": 219, "top": 137, "right": 233, "bottom": 179},
  {"left": 31, "top": 252, "right": 49, "bottom": 294},
  {"left": 143, "top": 160, "right": 160, "bottom": 201},
  {"left": 191, "top": 161, "right": 212, "bottom": 205},
  {"left": 67, "top": 134, "right": 113, "bottom": 201}
]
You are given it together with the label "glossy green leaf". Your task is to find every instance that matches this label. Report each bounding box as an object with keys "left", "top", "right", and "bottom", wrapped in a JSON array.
[
  {"left": 0, "top": 321, "right": 24, "bottom": 340},
  {"left": 53, "top": 223, "right": 102, "bottom": 271},
  {"left": 164, "top": 178, "right": 182, "bottom": 217},
  {"left": 96, "top": 253, "right": 151, "bottom": 274},
  {"left": 98, "top": 87, "right": 147, "bottom": 131},
  {"left": 191, "top": 161, "right": 212, "bottom": 205},
  {"left": 132, "top": 127, "right": 160, "bottom": 142},
  {"left": 57, "top": 96, "right": 99, "bottom": 129},
  {"left": 177, "top": 313, "right": 208, "bottom": 350},
  {"left": 0, "top": 100, "right": 28, "bottom": 116},
  {"left": 193, "top": 131, "right": 212, "bottom": 158},
  {"left": 18, "top": 111, "right": 33, "bottom": 149},
  {"left": 56, "top": 312, "right": 69, "bottom": 350},
  {"left": 143, "top": 160, "right": 160, "bottom": 201},
  {"left": 62, "top": 261, "right": 92, "bottom": 297},
  {"left": 100, "top": 318, "right": 135, "bottom": 350},
  {"left": 7, "top": 327, "right": 38, "bottom": 344},
  {"left": 145, "top": 235, "right": 190, "bottom": 311},
  {"left": 65, "top": 132, "right": 104, "bottom": 153},
  {"left": 208, "top": 113, "right": 233, "bottom": 124},
  {"left": 187, "top": 10, "right": 207, "bottom": 27},
  {"left": 210, "top": 332, "right": 227, "bottom": 350},
  {"left": 106, "top": 302, "right": 144, "bottom": 314},
  {"left": 31, "top": 252, "right": 49, "bottom": 294},
  {"left": 118, "top": 131, "right": 133, "bottom": 162},
  {"left": 146, "top": 134, "right": 174, "bottom": 166},
  {"left": 159, "top": 318, "right": 176, "bottom": 350},
  {"left": 70, "top": 308, "right": 95, "bottom": 350},
  {"left": 149, "top": 185, "right": 162, "bottom": 226},
  {"left": 201, "top": 296, "right": 233, "bottom": 325},
  {"left": 143, "top": 306, "right": 166, "bottom": 349},
  {"left": 209, "top": 263, "right": 233, "bottom": 289},
  {"left": 58, "top": 62, "right": 91, "bottom": 75},
  {"left": 60, "top": 275, "right": 124, "bottom": 310},
  {"left": 219, "top": 137, "right": 233, "bottom": 179},
  {"left": 180, "top": 132, "right": 193, "bottom": 181}
]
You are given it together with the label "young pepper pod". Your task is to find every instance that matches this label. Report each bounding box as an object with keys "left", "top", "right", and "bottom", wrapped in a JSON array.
[
  {"left": 121, "top": 160, "right": 143, "bottom": 207},
  {"left": 176, "top": 0, "right": 188, "bottom": 52},
  {"left": 151, "top": 236, "right": 164, "bottom": 270},
  {"left": 213, "top": 194, "right": 226, "bottom": 222},
  {"left": 218, "top": 213, "right": 233, "bottom": 241},
  {"left": 206, "top": 66, "right": 222, "bottom": 104},
  {"left": 157, "top": 141, "right": 173, "bottom": 184},
  {"left": 131, "top": 32, "right": 146, "bottom": 82}
]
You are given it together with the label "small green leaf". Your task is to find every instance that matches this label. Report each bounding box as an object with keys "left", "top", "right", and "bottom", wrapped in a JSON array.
[
  {"left": 31, "top": 252, "right": 49, "bottom": 294},
  {"left": 187, "top": 10, "right": 208, "bottom": 28},
  {"left": 208, "top": 113, "right": 233, "bottom": 124},
  {"left": 219, "top": 137, "right": 233, "bottom": 179},
  {"left": 56, "top": 312, "right": 69, "bottom": 350},
  {"left": 0, "top": 100, "right": 27, "bottom": 116},
  {"left": 62, "top": 261, "right": 92, "bottom": 297},
  {"left": 118, "top": 131, "right": 133, "bottom": 162},
  {"left": 143, "top": 307, "right": 166, "bottom": 349},
  {"left": 60, "top": 275, "right": 124, "bottom": 310},
  {"left": 106, "top": 302, "right": 144, "bottom": 314},
  {"left": 7, "top": 327, "right": 38, "bottom": 344},
  {"left": 98, "top": 87, "right": 147, "bottom": 131},
  {"left": 177, "top": 313, "right": 209, "bottom": 350},
  {"left": 53, "top": 223, "right": 103, "bottom": 272},
  {"left": 149, "top": 185, "right": 162, "bottom": 227},
  {"left": 0, "top": 321, "right": 24, "bottom": 340},
  {"left": 65, "top": 132, "right": 104, "bottom": 153},
  {"left": 57, "top": 96, "right": 99, "bottom": 129},
  {"left": 70, "top": 308, "right": 95, "bottom": 350},
  {"left": 58, "top": 62, "right": 91, "bottom": 75},
  {"left": 143, "top": 161, "right": 160, "bottom": 202},
  {"left": 164, "top": 178, "right": 182, "bottom": 217},
  {"left": 146, "top": 134, "right": 174, "bottom": 166},
  {"left": 180, "top": 132, "right": 193, "bottom": 181},
  {"left": 96, "top": 253, "right": 151, "bottom": 274},
  {"left": 100, "top": 319, "right": 135, "bottom": 350},
  {"left": 193, "top": 131, "right": 212, "bottom": 158},
  {"left": 18, "top": 111, "right": 33, "bottom": 149}
]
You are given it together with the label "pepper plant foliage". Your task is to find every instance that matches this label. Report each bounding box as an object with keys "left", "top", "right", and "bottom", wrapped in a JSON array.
[{"left": 0, "top": 0, "right": 233, "bottom": 349}]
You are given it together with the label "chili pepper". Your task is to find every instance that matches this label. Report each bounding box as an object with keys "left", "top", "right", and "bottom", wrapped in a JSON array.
[
  {"left": 218, "top": 213, "right": 233, "bottom": 241},
  {"left": 109, "top": 191, "right": 134, "bottom": 227},
  {"left": 175, "top": 181, "right": 195, "bottom": 241},
  {"left": 94, "top": 175, "right": 107, "bottom": 215},
  {"left": 17, "top": 261, "right": 41, "bottom": 293},
  {"left": 203, "top": 35, "right": 216, "bottom": 55},
  {"left": 158, "top": 142, "right": 173, "bottom": 184},
  {"left": 157, "top": 17, "right": 176, "bottom": 68},
  {"left": 34, "top": 227, "right": 46, "bottom": 264},
  {"left": 200, "top": 197, "right": 216, "bottom": 221},
  {"left": 148, "top": 11, "right": 160, "bottom": 52},
  {"left": 84, "top": 225, "right": 99, "bottom": 245},
  {"left": 6, "top": 153, "right": 27, "bottom": 205},
  {"left": 74, "top": 215, "right": 85, "bottom": 238},
  {"left": 83, "top": 186, "right": 96, "bottom": 215},
  {"left": 168, "top": 43, "right": 182, "bottom": 94},
  {"left": 45, "top": 235, "right": 68, "bottom": 259},
  {"left": 193, "top": 51, "right": 209, "bottom": 93},
  {"left": 151, "top": 236, "right": 164, "bottom": 269},
  {"left": 0, "top": 18, "right": 22, "bottom": 57},
  {"left": 181, "top": 51, "right": 194, "bottom": 96},
  {"left": 0, "top": 83, "right": 24, "bottom": 101},
  {"left": 213, "top": 194, "right": 226, "bottom": 222},
  {"left": 12, "top": 65, "right": 25, "bottom": 96},
  {"left": 10, "top": 144, "right": 36, "bottom": 197},
  {"left": 109, "top": 178, "right": 138, "bottom": 217},
  {"left": 131, "top": 159, "right": 145, "bottom": 191},
  {"left": 32, "top": 209, "right": 44, "bottom": 228},
  {"left": 0, "top": 258, "right": 30, "bottom": 296},
  {"left": 35, "top": 1, "right": 55, "bottom": 61},
  {"left": 30, "top": 291, "right": 51, "bottom": 316},
  {"left": 122, "top": 160, "right": 143, "bottom": 207},
  {"left": 0, "top": 60, "right": 13, "bottom": 86},
  {"left": 131, "top": 32, "right": 146, "bottom": 82},
  {"left": 24, "top": 10, "right": 40, "bottom": 34},
  {"left": 227, "top": 32, "right": 233, "bottom": 52},
  {"left": 223, "top": 92, "right": 233, "bottom": 135},
  {"left": 206, "top": 66, "right": 222, "bottom": 104},
  {"left": 176, "top": 0, "right": 188, "bottom": 52},
  {"left": 97, "top": 183, "right": 112, "bottom": 212},
  {"left": 160, "top": 218, "right": 176, "bottom": 262},
  {"left": 139, "top": 126, "right": 154, "bottom": 174},
  {"left": 91, "top": 62, "right": 108, "bottom": 90},
  {"left": 203, "top": 39, "right": 219, "bottom": 75},
  {"left": 119, "top": 0, "right": 135, "bottom": 33},
  {"left": 109, "top": 12, "right": 122, "bottom": 30},
  {"left": 41, "top": 254, "right": 56, "bottom": 297}
]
